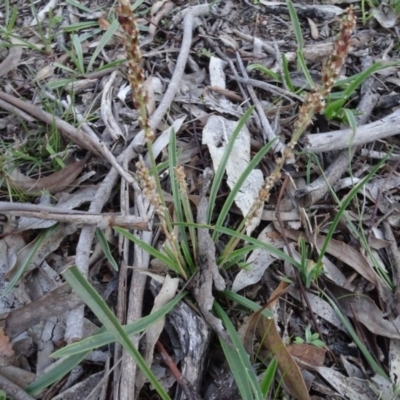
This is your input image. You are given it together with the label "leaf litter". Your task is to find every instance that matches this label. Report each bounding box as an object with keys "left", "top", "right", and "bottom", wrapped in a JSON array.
[{"left": 0, "top": 0, "right": 400, "bottom": 399}]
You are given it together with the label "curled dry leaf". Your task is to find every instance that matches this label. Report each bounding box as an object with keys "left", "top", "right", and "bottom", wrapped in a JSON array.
[
  {"left": 4, "top": 157, "right": 88, "bottom": 195},
  {"left": 371, "top": 3, "right": 397, "bottom": 29},
  {"left": 307, "top": 18, "right": 319, "bottom": 40},
  {"left": 287, "top": 343, "right": 326, "bottom": 367},
  {"left": 329, "top": 284, "right": 400, "bottom": 340},
  {"left": 254, "top": 282, "right": 311, "bottom": 400}
]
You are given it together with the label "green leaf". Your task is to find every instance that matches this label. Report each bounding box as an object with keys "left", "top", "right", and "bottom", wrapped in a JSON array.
[
  {"left": 51, "top": 292, "right": 186, "bottom": 358},
  {"left": 62, "top": 265, "right": 171, "bottom": 399},
  {"left": 297, "top": 51, "right": 315, "bottom": 89},
  {"left": 315, "top": 155, "right": 388, "bottom": 270},
  {"left": 206, "top": 106, "right": 255, "bottom": 224},
  {"left": 247, "top": 64, "right": 281, "bottom": 81},
  {"left": 326, "top": 62, "right": 400, "bottom": 118},
  {"left": 282, "top": 53, "right": 295, "bottom": 93},
  {"left": 323, "top": 291, "right": 388, "bottom": 379},
  {"left": 260, "top": 358, "right": 278, "bottom": 397},
  {"left": 1, "top": 225, "right": 57, "bottom": 297},
  {"left": 115, "top": 227, "right": 179, "bottom": 273},
  {"left": 168, "top": 129, "right": 194, "bottom": 272},
  {"left": 222, "top": 290, "right": 273, "bottom": 319},
  {"left": 95, "top": 228, "right": 119, "bottom": 271},
  {"left": 26, "top": 352, "right": 89, "bottom": 395},
  {"left": 286, "top": 0, "right": 304, "bottom": 50},
  {"left": 215, "top": 302, "right": 264, "bottom": 400},
  {"left": 87, "top": 18, "right": 119, "bottom": 72},
  {"left": 213, "top": 139, "right": 276, "bottom": 240},
  {"left": 71, "top": 34, "right": 84, "bottom": 74},
  {"left": 62, "top": 21, "right": 98, "bottom": 32},
  {"left": 311, "top": 339, "right": 325, "bottom": 348},
  {"left": 342, "top": 108, "right": 358, "bottom": 133}
]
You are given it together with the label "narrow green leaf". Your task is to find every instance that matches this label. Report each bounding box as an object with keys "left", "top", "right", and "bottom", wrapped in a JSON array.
[
  {"left": 65, "top": 0, "right": 93, "bottom": 13},
  {"left": 52, "top": 292, "right": 186, "bottom": 358},
  {"left": 315, "top": 155, "right": 388, "bottom": 270},
  {"left": 260, "top": 358, "right": 278, "bottom": 397},
  {"left": 62, "top": 21, "right": 98, "bottom": 32},
  {"left": 63, "top": 266, "right": 171, "bottom": 399},
  {"left": 343, "top": 108, "right": 358, "bottom": 133},
  {"left": 222, "top": 290, "right": 273, "bottom": 319},
  {"left": 1, "top": 225, "right": 57, "bottom": 297},
  {"left": 215, "top": 302, "right": 263, "bottom": 400},
  {"left": 323, "top": 292, "right": 388, "bottom": 379},
  {"left": 87, "top": 18, "right": 119, "bottom": 72},
  {"left": 206, "top": 106, "right": 255, "bottom": 224},
  {"left": 71, "top": 35, "right": 84, "bottom": 74},
  {"left": 297, "top": 51, "right": 314, "bottom": 89},
  {"left": 281, "top": 53, "right": 296, "bottom": 93},
  {"left": 26, "top": 352, "right": 89, "bottom": 395},
  {"left": 213, "top": 139, "right": 276, "bottom": 241},
  {"left": 115, "top": 227, "right": 179, "bottom": 272},
  {"left": 168, "top": 129, "right": 194, "bottom": 271},
  {"left": 286, "top": 0, "right": 304, "bottom": 50},
  {"left": 95, "top": 228, "right": 119, "bottom": 271},
  {"left": 247, "top": 64, "right": 281, "bottom": 81}
]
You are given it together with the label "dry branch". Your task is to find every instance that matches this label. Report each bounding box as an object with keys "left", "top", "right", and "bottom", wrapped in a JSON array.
[{"left": 305, "top": 108, "right": 400, "bottom": 153}]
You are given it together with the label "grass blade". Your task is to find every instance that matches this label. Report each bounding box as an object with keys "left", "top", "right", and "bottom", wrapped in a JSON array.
[
  {"left": 87, "top": 18, "right": 119, "bottom": 72},
  {"left": 51, "top": 292, "right": 186, "bottom": 358},
  {"left": 282, "top": 53, "right": 296, "bottom": 93},
  {"left": 222, "top": 290, "right": 273, "bottom": 319},
  {"left": 26, "top": 352, "right": 89, "bottom": 395},
  {"left": 297, "top": 51, "right": 314, "bottom": 89},
  {"left": 322, "top": 291, "right": 388, "bottom": 379},
  {"left": 71, "top": 35, "right": 84, "bottom": 74},
  {"left": 260, "top": 357, "right": 278, "bottom": 397},
  {"left": 62, "top": 265, "right": 171, "bottom": 400},
  {"left": 206, "top": 106, "right": 255, "bottom": 224},
  {"left": 315, "top": 156, "right": 388, "bottom": 270},
  {"left": 286, "top": 0, "right": 304, "bottom": 50},
  {"left": 168, "top": 129, "right": 194, "bottom": 272},
  {"left": 247, "top": 64, "right": 281, "bottom": 82},
  {"left": 114, "top": 227, "right": 179, "bottom": 273},
  {"left": 95, "top": 228, "right": 119, "bottom": 271},
  {"left": 1, "top": 225, "right": 57, "bottom": 297},
  {"left": 215, "top": 302, "right": 263, "bottom": 400},
  {"left": 213, "top": 139, "right": 276, "bottom": 240}
]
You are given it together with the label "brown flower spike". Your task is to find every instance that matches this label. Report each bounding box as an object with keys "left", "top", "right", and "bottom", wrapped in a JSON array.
[{"left": 116, "top": 0, "right": 154, "bottom": 141}]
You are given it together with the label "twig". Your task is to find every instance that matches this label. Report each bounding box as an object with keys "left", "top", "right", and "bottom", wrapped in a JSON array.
[
  {"left": 0, "top": 90, "right": 137, "bottom": 187},
  {"left": 296, "top": 56, "right": 379, "bottom": 206},
  {"left": 101, "top": 71, "right": 125, "bottom": 140},
  {"left": 305, "top": 108, "right": 400, "bottom": 153},
  {"left": 1, "top": 208, "right": 149, "bottom": 230},
  {"left": 0, "top": 373, "right": 35, "bottom": 400},
  {"left": 235, "top": 52, "right": 285, "bottom": 153}
]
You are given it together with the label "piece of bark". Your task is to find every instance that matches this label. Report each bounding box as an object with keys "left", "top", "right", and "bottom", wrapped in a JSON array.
[
  {"left": 3, "top": 283, "right": 82, "bottom": 339},
  {"left": 194, "top": 168, "right": 230, "bottom": 344}
]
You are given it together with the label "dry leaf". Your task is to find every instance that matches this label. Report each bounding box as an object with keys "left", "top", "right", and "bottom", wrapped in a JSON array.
[
  {"left": 0, "top": 329, "right": 14, "bottom": 358},
  {"left": 287, "top": 343, "right": 326, "bottom": 367},
  {"left": 257, "top": 282, "right": 311, "bottom": 400},
  {"left": 307, "top": 18, "right": 319, "bottom": 40},
  {"left": 5, "top": 157, "right": 87, "bottom": 195}
]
